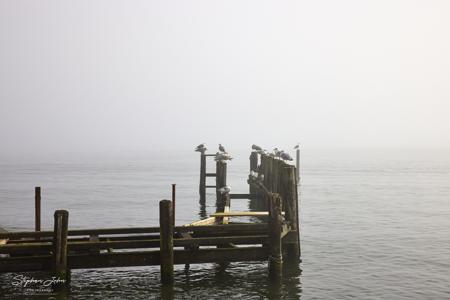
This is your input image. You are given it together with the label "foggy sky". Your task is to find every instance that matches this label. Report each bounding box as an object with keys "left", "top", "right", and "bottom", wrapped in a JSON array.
[{"left": 1, "top": 1, "right": 449, "bottom": 159}]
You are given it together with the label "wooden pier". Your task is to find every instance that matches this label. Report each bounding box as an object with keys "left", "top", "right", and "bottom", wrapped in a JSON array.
[{"left": 0, "top": 148, "right": 301, "bottom": 286}]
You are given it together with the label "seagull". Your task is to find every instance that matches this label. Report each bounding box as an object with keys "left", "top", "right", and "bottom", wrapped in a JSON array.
[
  {"left": 215, "top": 152, "right": 233, "bottom": 162},
  {"left": 273, "top": 148, "right": 282, "bottom": 158},
  {"left": 218, "top": 144, "right": 226, "bottom": 153},
  {"left": 218, "top": 185, "right": 231, "bottom": 194},
  {"left": 294, "top": 143, "right": 300, "bottom": 150},
  {"left": 195, "top": 143, "right": 207, "bottom": 152},
  {"left": 280, "top": 151, "right": 294, "bottom": 161},
  {"left": 252, "top": 144, "right": 262, "bottom": 151}
]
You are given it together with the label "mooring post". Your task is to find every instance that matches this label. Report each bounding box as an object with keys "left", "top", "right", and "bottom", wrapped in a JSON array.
[
  {"left": 199, "top": 151, "right": 206, "bottom": 203},
  {"left": 215, "top": 161, "right": 227, "bottom": 210},
  {"left": 53, "top": 210, "right": 69, "bottom": 285},
  {"left": 296, "top": 147, "right": 300, "bottom": 183},
  {"left": 268, "top": 194, "right": 283, "bottom": 279},
  {"left": 159, "top": 200, "right": 174, "bottom": 285},
  {"left": 283, "top": 166, "right": 301, "bottom": 263},
  {"left": 249, "top": 151, "right": 258, "bottom": 195},
  {"left": 35, "top": 187, "right": 41, "bottom": 234},
  {"left": 172, "top": 184, "right": 176, "bottom": 226}
]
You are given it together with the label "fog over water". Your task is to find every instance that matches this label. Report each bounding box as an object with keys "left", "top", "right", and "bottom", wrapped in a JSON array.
[
  {"left": 1, "top": 1, "right": 450, "bottom": 299},
  {"left": 1, "top": 1, "right": 450, "bottom": 162}
]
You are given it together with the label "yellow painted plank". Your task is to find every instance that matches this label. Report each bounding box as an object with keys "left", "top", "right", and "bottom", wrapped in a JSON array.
[{"left": 210, "top": 211, "right": 269, "bottom": 217}]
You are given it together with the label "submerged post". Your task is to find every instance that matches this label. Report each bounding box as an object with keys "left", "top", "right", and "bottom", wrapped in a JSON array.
[
  {"left": 249, "top": 151, "right": 258, "bottom": 195},
  {"left": 199, "top": 151, "right": 206, "bottom": 203},
  {"left": 35, "top": 187, "right": 41, "bottom": 233},
  {"left": 53, "top": 210, "right": 69, "bottom": 285},
  {"left": 268, "top": 194, "right": 283, "bottom": 279},
  {"left": 159, "top": 200, "right": 174, "bottom": 285}
]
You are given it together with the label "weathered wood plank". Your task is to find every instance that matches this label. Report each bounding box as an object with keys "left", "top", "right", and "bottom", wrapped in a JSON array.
[
  {"left": 0, "top": 255, "right": 52, "bottom": 272},
  {"left": 0, "top": 224, "right": 269, "bottom": 239},
  {"left": 229, "top": 193, "right": 257, "bottom": 200}
]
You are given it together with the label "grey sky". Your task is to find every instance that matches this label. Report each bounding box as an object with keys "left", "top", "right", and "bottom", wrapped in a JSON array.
[{"left": 1, "top": 1, "right": 449, "bottom": 159}]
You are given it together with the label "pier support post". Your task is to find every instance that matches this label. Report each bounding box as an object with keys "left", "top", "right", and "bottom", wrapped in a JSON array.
[
  {"left": 35, "top": 187, "right": 41, "bottom": 234},
  {"left": 296, "top": 148, "right": 300, "bottom": 183},
  {"left": 282, "top": 166, "right": 301, "bottom": 263},
  {"left": 159, "top": 200, "right": 174, "bottom": 285},
  {"left": 215, "top": 161, "right": 227, "bottom": 210},
  {"left": 172, "top": 184, "right": 176, "bottom": 226},
  {"left": 53, "top": 210, "right": 69, "bottom": 285},
  {"left": 199, "top": 151, "right": 206, "bottom": 203},
  {"left": 249, "top": 152, "right": 258, "bottom": 195},
  {"left": 268, "top": 194, "right": 283, "bottom": 279}
]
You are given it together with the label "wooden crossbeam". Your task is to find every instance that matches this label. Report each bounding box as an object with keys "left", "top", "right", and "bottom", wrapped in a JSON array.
[{"left": 210, "top": 211, "right": 269, "bottom": 217}]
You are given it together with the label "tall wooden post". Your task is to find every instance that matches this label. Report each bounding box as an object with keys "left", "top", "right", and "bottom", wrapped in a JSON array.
[
  {"left": 249, "top": 152, "right": 258, "bottom": 195},
  {"left": 296, "top": 148, "right": 300, "bottom": 183},
  {"left": 171, "top": 184, "right": 176, "bottom": 226},
  {"left": 159, "top": 200, "right": 174, "bottom": 285},
  {"left": 199, "top": 151, "right": 206, "bottom": 203},
  {"left": 215, "top": 161, "right": 227, "bottom": 210},
  {"left": 268, "top": 194, "right": 283, "bottom": 279},
  {"left": 53, "top": 210, "right": 69, "bottom": 285},
  {"left": 35, "top": 187, "right": 41, "bottom": 233},
  {"left": 283, "top": 166, "right": 301, "bottom": 262}
]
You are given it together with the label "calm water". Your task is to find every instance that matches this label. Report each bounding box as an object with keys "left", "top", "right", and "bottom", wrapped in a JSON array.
[{"left": 0, "top": 149, "right": 449, "bottom": 299}]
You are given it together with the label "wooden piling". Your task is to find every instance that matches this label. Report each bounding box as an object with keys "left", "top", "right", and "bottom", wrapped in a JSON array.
[
  {"left": 268, "top": 194, "right": 283, "bottom": 279},
  {"left": 35, "top": 187, "right": 41, "bottom": 234},
  {"left": 296, "top": 148, "right": 300, "bottom": 183},
  {"left": 159, "top": 200, "right": 174, "bottom": 285},
  {"left": 172, "top": 184, "right": 176, "bottom": 226},
  {"left": 199, "top": 151, "right": 206, "bottom": 203},
  {"left": 53, "top": 210, "right": 69, "bottom": 284},
  {"left": 249, "top": 152, "right": 258, "bottom": 195},
  {"left": 216, "top": 161, "right": 227, "bottom": 210},
  {"left": 282, "top": 166, "right": 300, "bottom": 263}
]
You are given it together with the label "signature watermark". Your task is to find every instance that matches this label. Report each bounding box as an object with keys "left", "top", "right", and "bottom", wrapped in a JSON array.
[{"left": 10, "top": 275, "right": 66, "bottom": 294}]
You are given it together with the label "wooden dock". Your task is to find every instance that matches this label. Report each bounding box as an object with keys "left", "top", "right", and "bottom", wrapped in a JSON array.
[{"left": 0, "top": 147, "right": 301, "bottom": 286}]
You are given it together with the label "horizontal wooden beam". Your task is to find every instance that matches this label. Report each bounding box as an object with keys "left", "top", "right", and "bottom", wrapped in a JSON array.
[
  {"left": 0, "top": 224, "right": 268, "bottom": 239},
  {"left": 229, "top": 193, "right": 258, "bottom": 200},
  {"left": 211, "top": 211, "right": 269, "bottom": 217},
  {"left": 0, "top": 246, "right": 269, "bottom": 272},
  {"left": 68, "top": 247, "right": 268, "bottom": 269},
  {"left": 0, "top": 255, "right": 52, "bottom": 272},
  {"left": 205, "top": 185, "right": 217, "bottom": 188},
  {"left": 205, "top": 173, "right": 217, "bottom": 177}
]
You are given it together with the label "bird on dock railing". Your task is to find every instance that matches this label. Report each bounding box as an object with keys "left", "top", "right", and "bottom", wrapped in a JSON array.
[
  {"left": 294, "top": 143, "right": 300, "bottom": 149},
  {"left": 273, "top": 148, "right": 282, "bottom": 158},
  {"left": 218, "top": 185, "right": 231, "bottom": 194},
  {"left": 215, "top": 152, "right": 233, "bottom": 162},
  {"left": 195, "top": 143, "right": 207, "bottom": 152},
  {"left": 280, "top": 151, "right": 294, "bottom": 161},
  {"left": 218, "top": 143, "right": 227, "bottom": 153}
]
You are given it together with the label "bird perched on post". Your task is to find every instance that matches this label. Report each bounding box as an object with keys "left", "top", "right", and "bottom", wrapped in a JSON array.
[
  {"left": 252, "top": 144, "right": 262, "bottom": 151},
  {"left": 280, "top": 151, "right": 294, "bottom": 161},
  {"left": 273, "top": 148, "right": 282, "bottom": 158},
  {"left": 215, "top": 152, "right": 233, "bottom": 162},
  {"left": 195, "top": 143, "right": 207, "bottom": 152},
  {"left": 218, "top": 185, "right": 231, "bottom": 194},
  {"left": 218, "top": 144, "right": 226, "bottom": 153},
  {"left": 294, "top": 143, "right": 300, "bottom": 150}
]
